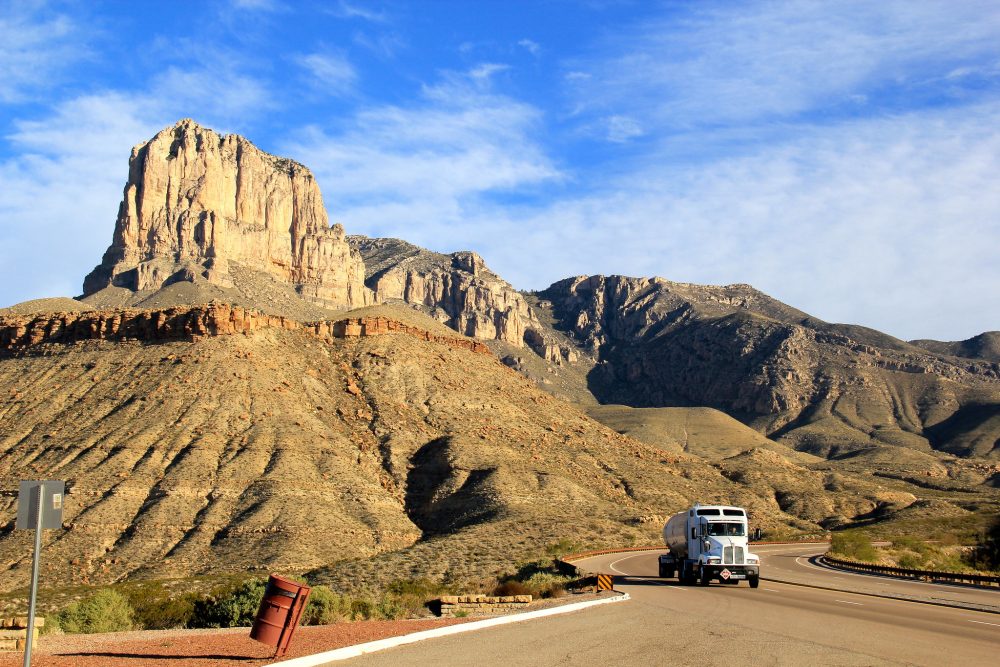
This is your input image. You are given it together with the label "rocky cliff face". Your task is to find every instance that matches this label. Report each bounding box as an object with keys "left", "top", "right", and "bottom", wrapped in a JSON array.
[
  {"left": 83, "top": 119, "right": 372, "bottom": 309},
  {"left": 538, "top": 275, "right": 1000, "bottom": 458},
  {"left": 348, "top": 237, "right": 575, "bottom": 362}
]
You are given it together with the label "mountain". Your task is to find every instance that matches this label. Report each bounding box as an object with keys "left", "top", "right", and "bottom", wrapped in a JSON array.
[
  {"left": 911, "top": 332, "right": 1000, "bottom": 363},
  {"left": 0, "top": 119, "right": 997, "bottom": 593}
]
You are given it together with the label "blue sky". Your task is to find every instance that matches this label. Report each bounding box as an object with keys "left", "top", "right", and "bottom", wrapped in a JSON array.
[{"left": 1, "top": 0, "right": 999, "bottom": 341}]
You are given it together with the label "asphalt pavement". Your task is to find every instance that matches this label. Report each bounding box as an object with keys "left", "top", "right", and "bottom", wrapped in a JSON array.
[{"left": 326, "top": 543, "right": 1000, "bottom": 666}]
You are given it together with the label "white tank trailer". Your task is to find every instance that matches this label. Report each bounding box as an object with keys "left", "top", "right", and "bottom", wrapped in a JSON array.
[{"left": 658, "top": 504, "right": 760, "bottom": 587}]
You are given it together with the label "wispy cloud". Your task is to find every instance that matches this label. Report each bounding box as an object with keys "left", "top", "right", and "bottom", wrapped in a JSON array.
[
  {"left": 518, "top": 39, "right": 540, "bottom": 56},
  {"left": 568, "top": 1, "right": 1000, "bottom": 132},
  {"left": 296, "top": 51, "right": 357, "bottom": 96},
  {"left": 0, "top": 94, "right": 162, "bottom": 300},
  {"left": 140, "top": 44, "right": 279, "bottom": 124},
  {"left": 470, "top": 103, "right": 1000, "bottom": 340},
  {"left": 332, "top": 0, "right": 387, "bottom": 23},
  {"left": 281, "top": 68, "right": 559, "bottom": 247},
  {"left": 0, "top": 2, "right": 83, "bottom": 103}
]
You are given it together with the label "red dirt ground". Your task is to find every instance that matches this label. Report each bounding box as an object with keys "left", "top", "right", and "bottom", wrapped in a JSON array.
[{"left": 0, "top": 618, "right": 469, "bottom": 666}]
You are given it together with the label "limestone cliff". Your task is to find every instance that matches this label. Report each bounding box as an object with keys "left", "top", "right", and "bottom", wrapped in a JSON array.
[
  {"left": 83, "top": 119, "right": 372, "bottom": 309},
  {"left": 349, "top": 236, "right": 576, "bottom": 362}
]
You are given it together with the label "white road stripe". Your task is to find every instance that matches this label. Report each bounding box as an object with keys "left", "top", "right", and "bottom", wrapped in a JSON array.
[
  {"left": 835, "top": 600, "right": 863, "bottom": 606},
  {"left": 606, "top": 553, "right": 686, "bottom": 590},
  {"left": 763, "top": 588, "right": 780, "bottom": 592},
  {"left": 968, "top": 620, "right": 1000, "bottom": 628}
]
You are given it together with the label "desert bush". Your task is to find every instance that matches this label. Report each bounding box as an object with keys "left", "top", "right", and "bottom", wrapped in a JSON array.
[
  {"left": 830, "top": 531, "right": 877, "bottom": 562},
  {"left": 126, "top": 583, "right": 197, "bottom": 630},
  {"left": 545, "top": 538, "right": 582, "bottom": 559},
  {"left": 493, "top": 559, "right": 573, "bottom": 598},
  {"left": 57, "top": 589, "right": 135, "bottom": 634},
  {"left": 493, "top": 579, "right": 532, "bottom": 597},
  {"left": 301, "top": 585, "right": 349, "bottom": 625},
  {"left": 966, "top": 515, "right": 1000, "bottom": 571},
  {"left": 523, "top": 572, "right": 569, "bottom": 598},
  {"left": 189, "top": 578, "right": 265, "bottom": 628},
  {"left": 386, "top": 578, "right": 445, "bottom": 616}
]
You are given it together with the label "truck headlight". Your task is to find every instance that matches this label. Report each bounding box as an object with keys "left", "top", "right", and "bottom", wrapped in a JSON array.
[
  {"left": 708, "top": 557, "right": 721, "bottom": 564},
  {"left": 746, "top": 557, "right": 758, "bottom": 564}
]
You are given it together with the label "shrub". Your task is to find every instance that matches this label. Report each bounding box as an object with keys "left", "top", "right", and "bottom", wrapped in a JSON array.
[
  {"left": 830, "top": 531, "right": 877, "bottom": 562},
  {"left": 523, "top": 572, "right": 569, "bottom": 598},
  {"left": 301, "top": 585, "right": 350, "bottom": 625},
  {"left": 126, "top": 583, "right": 197, "bottom": 630},
  {"left": 493, "top": 580, "right": 531, "bottom": 597},
  {"left": 189, "top": 579, "right": 265, "bottom": 628},
  {"left": 57, "top": 589, "right": 135, "bottom": 634},
  {"left": 385, "top": 578, "right": 445, "bottom": 616}
]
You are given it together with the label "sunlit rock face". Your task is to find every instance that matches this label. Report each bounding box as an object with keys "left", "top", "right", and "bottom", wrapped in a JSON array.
[{"left": 83, "top": 119, "right": 372, "bottom": 309}]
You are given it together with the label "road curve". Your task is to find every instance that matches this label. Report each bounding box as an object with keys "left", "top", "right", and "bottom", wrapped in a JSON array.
[
  {"left": 749, "top": 543, "right": 1000, "bottom": 612},
  {"left": 332, "top": 544, "right": 998, "bottom": 666}
]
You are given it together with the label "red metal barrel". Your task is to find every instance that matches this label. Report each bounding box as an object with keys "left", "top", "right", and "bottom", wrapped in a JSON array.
[{"left": 250, "top": 574, "right": 312, "bottom": 657}]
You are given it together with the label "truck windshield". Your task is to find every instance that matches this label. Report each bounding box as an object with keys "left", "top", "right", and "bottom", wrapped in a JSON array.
[{"left": 707, "top": 523, "right": 745, "bottom": 536}]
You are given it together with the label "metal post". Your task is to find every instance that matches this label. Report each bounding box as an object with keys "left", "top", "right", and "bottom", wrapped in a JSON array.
[{"left": 23, "top": 485, "right": 44, "bottom": 667}]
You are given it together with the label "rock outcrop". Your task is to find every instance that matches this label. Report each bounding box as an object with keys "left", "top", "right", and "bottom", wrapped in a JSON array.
[
  {"left": 0, "top": 305, "right": 492, "bottom": 356},
  {"left": 83, "top": 119, "right": 372, "bottom": 309},
  {"left": 349, "top": 237, "right": 533, "bottom": 346}
]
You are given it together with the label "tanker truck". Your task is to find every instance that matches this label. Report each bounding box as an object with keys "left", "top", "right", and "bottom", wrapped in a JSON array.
[{"left": 658, "top": 504, "right": 760, "bottom": 587}]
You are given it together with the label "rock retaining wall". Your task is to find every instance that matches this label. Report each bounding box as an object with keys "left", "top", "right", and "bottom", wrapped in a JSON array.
[
  {"left": 438, "top": 594, "right": 532, "bottom": 617},
  {"left": 0, "top": 617, "right": 41, "bottom": 651}
]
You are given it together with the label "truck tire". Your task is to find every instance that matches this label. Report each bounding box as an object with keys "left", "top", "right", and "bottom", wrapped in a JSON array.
[
  {"left": 699, "top": 567, "right": 711, "bottom": 586},
  {"left": 748, "top": 575, "right": 760, "bottom": 589},
  {"left": 680, "top": 563, "right": 694, "bottom": 585}
]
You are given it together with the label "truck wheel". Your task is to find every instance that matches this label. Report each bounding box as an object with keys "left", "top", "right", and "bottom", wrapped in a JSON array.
[
  {"left": 749, "top": 576, "right": 759, "bottom": 588},
  {"left": 680, "top": 564, "right": 693, "bottom": 585},
  {"left": 658, "top": 563, "right": 668, "bottom": 578},
  {"left": 699, "top": 568, "right": 711, "bottom": 586}
]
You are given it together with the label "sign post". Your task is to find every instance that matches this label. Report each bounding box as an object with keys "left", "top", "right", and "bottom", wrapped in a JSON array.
[{"left": 15, "top": 480, "right": 64, "bottom": 667}]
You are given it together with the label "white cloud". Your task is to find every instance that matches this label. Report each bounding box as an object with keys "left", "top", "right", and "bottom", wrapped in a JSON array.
[
  {"left": 469, "top": 63, "right": 509, "bottom": 81},
  {"left": 605, "top": 115, "right": 643, "bottom": 143},
  {"left": 332, "top": 1, "right": 387, "bottom": 23},
  {"left": 518, "top": 39, "right": 540, "bottom": 56},
  {"left": 0, "top": 2, "right": 81, "bottom": 102},
  {"left": 0, "top": 94, "right": 163, "bottom": 302},
  {"left": 149, "top": 49, "right": 277, "bottom": 122},
  {"left": 280, "top": 69, "right": 559, "bottom": 250},
  {"left": 296, "top": 51, "right": 357, "bottom": 96},
  {"left": 569, "top": 1, "right": 1000, "bottom": 130},
  {"left": 468, "top": 104, "right": 1000, "bottom": 341}
]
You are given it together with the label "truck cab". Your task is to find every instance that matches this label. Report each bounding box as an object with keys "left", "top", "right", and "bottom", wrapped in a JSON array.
[{"left": 660, "top": 504, "right": 760, "bottom": 587}]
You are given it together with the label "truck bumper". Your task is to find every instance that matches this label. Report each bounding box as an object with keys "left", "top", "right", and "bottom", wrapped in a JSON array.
[{"left": 701, "top": 564, "right": 759, "bottom": 582}]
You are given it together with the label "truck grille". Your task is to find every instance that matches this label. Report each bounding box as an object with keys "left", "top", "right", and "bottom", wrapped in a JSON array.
[{"left": 723, "top": 546, "right": 745, "bottom": 565}]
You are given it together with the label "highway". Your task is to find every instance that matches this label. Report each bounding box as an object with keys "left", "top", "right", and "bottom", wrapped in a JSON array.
[{"left": 333, "top": 543, "right": 999, "bottom": 666}]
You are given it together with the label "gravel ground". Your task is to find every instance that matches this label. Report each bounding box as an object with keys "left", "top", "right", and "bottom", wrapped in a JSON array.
[
  {"left": 0, "top": 618, "right": 468, "bottom": 667},
  {"left": 0, "top": 592, "right": 609, "bottom": 666}
]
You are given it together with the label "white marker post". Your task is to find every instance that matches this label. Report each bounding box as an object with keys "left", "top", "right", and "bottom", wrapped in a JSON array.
[{"left": 16, "top": 481, "right": 64, "bottom": 667}]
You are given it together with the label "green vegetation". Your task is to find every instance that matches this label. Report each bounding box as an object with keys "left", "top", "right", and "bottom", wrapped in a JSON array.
[
  {"left": 189, "top": 578, "right": 266, "bottom": 628},
  {"left": 56, "top": 588, "right": 135, "bottom": 634},
  {"left": 830, "top": 530, "right": 877, "bottom": 562},
  {"left": 492, "top": 558, "right": 575, "bottom": 599}
]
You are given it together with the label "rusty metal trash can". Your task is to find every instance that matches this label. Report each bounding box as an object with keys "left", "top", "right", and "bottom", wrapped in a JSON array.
[{"left": 250, "top": 574, "right": 312, "bottom": 657}]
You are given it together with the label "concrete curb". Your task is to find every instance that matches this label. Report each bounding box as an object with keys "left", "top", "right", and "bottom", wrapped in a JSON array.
[{"left": 266, "top": 592, "right": 630, "bottom": 666}]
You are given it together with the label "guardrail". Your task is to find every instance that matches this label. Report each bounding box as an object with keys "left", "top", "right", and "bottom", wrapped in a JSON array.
[{"left": 820, "top": 555, "right": 1000, "bottom": 588}]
